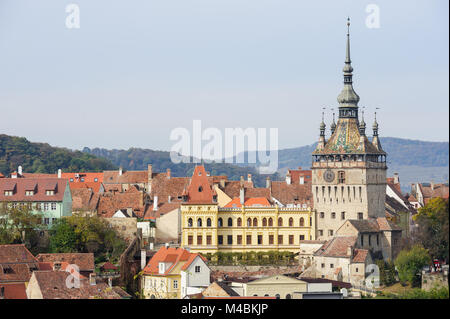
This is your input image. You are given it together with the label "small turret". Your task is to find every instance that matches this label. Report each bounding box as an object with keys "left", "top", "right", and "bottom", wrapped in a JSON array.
[{"left": 372, "top": 111, "right": 383, "bottom": 151}]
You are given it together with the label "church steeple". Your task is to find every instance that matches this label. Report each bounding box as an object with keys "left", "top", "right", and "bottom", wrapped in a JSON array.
[{"left": 337, "top": 18, "right": 360, "bottom": 118}]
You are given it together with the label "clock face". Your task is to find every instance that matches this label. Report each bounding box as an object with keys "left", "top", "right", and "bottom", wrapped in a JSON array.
[{"left": 323, "top": 169, "right": 335, "bottom": 183}]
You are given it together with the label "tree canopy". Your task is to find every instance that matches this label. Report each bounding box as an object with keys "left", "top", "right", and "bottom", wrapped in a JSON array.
[{"left": 413, "top": 197, "right": 449, "bottom": 262}]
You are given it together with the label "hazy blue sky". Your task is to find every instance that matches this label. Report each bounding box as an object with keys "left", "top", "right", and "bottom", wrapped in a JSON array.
[{"left": 0, "top": 0, "right": 448, "bottom": 151}]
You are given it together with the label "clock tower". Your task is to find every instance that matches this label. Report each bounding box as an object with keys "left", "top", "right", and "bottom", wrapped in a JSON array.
[{"left": 311, "top": 19, "right": 387, "bottom": 240}]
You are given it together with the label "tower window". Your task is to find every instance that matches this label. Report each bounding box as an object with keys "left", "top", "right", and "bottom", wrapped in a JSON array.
[{"left": 338, "top": 171, "right": 345, "bottom": 184}]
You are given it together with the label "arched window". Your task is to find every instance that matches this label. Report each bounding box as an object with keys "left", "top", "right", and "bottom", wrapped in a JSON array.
[
  {"left": 275, "top": 294, "right": 280, "bottom": 299},
  {"left": 278, "top": 217, "right": 283, "bottom": 226},
  {"left": 268, "top": 217, "right": 273, "bottom": 226},
  {"left": 247, "top": 218, "right": 252, "bottom": 227},
  {"left": 286, "top": 294, "right": 291, "bottom": 299},
  {"left": 299, "top": 217, "right": 305, "bottom": 227},
  {"left": 188, "top": 218, "right": 193, "bottom": 227},
  {"left": 289, "top": 218, "right": 294, "bottom": 227},
  {"left": 197, "top": 218, "right": 202, "bottom": 227},
  {"left": 207, "top": 218, "right": 212, "bottom": 227},
  {"left": 218, "top": 218, "right": 223, "bottom": 227},
  {"left": 227, "top": 217, "right": 233, "bottom": 227},
  {"left": 237, "top": 218, "right": 242, "bottom": 227},
  {"left": 253, "top": 218, "right": 258, "bottom": 227},
  {"left": 262, "top": 218, "right": 267, "bottom": 227}
]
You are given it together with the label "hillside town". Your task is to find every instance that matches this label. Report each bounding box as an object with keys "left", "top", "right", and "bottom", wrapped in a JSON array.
[{"left": 1, "top": 20, "right": 448, "bottom": 300}]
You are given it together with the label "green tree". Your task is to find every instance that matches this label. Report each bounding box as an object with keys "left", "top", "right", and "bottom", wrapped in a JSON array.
[
  {"left": 394, "top": 245, "right": 430, "bottom": 287},
  {"left": 413, "top": 198, "right": 449, "bottom": 262},
  {"left": 49, "top": 218, "right": 79, "bottom": 253},
  {"left": 49, "top": 216, "right": 127, "bottom": 260},
  {"left": 0, "top": 203, "right": 43, "bottom": 245}
]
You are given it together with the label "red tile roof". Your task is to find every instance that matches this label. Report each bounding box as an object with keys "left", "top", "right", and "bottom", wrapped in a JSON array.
[
  {"left": 270, "top": 181, "right": 312, "bottom": 207},
  {"left": 351, "top": 249, "right": 369, "bottom": 263},
  {"left": 0, "top": 178, "right": 69, "bottom": 202},
  {"left": 142, "top": 247, "right": 206, "bottom": 276},
  {"left": 0, "top": 283, "right": 27, "bottom": 299},
  {"left": 103, "top": 170, "right": 148, "bottom": 184},
  {"left": 97, "top": 189, "right": 147, "bottom": 218},
  {"left": 0, "top": 245, "right": 39, "bottom": 283},
  {"left": 224, "top": 197, "right": 271, "bottom": 208},
  {"left": 35, "top": 253, "right": 95, "bottom": 272},
  {"left": 314, "top": 236, "right": 357, "bottom": 258},
  {"left": 186, "top": 166, "right": 215, "bottom": 204},
  {"left": 30, "top": 271, "right": 126, "bottom": 299}
]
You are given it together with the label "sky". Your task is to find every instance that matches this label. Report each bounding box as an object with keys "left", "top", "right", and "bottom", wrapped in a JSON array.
[{"left": 0, "top": 0, "right": 448, "bottom": 152}]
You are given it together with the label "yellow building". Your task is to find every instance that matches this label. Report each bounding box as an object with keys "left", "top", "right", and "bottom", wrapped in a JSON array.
[
  {"left": 180, "top": 204, "right": 315, "bottom": 254},
  {"left": 141, "top": 246, "right": 210, "bottom": 299}
]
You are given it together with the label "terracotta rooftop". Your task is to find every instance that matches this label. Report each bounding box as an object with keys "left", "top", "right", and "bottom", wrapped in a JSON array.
[
  {"left": 224, "top": 197, "right": 271, "bottom": 208},
  {"left": 0, "top": 283, "right": 27, "bottom": 299},
  {"left": 314, "top": 236, "right": 357, "bottom": 258},
  {"left": 0, "top": 178, "right": 69, "bottom": 202},
  {"left": 142, "top": 247, "right": 206, "bottom": 276},
  {"left": 270, "top": 181, "right": 312, "bottom": 207},
  {"left": 35, "top": 253, "right": 95, "bottom": 272},
  {"left": 30, "top": 271, "right": 127, "bottom": 299},
  {"left": 351, "top": 249, "right": 369, "bottom": 263},
  {"left": 103, "top": 170, "right": 148, "bottom": 185},
  {"left": 0, "top": 245, "right": 39, "bottom": 283}
]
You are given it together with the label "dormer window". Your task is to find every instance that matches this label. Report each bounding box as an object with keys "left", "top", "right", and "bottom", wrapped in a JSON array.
[
  {"left": 46, "top": 190, "right": 55, "bottom": 196},
  {"left": 25, "top": 190, "right": 34, "bottom": 196},
  {"left": 4, "top": 190, "right": 13, "bottom": 196},
  {"left": 159, "top": 262, "right": 165, "bottom": 275}
]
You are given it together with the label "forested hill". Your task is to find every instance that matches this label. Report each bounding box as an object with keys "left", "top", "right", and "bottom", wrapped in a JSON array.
[
  {"left": 82, "top": 147, "right": 280, "bottom": 187},
  {"left": 0, "top": 134, "right": 116, "bottom": 175}
]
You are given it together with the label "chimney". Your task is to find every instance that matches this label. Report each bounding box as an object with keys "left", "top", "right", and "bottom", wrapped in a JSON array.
[
  {"left": 298, "top": 167, "right": 302, "bottom": 170},
  {"left": 89, "top": 273, "right": 96, "bottom": 286},
  {"left": 57, "top": 169, "right": 62, "bottom": 179},
  {"left": 247, "top": 174, "right": 252, "bottom": 183},
  {"left": 266, "top": 177, "right": 271, "bottom": 189},
  {"left": 18, "top": 166, "right": 22, "bottom": 176},
  {"left": 11, "top": 171, "right": 17, "bottom": 179},
  {"left": 240, "top": 186, "right": 245, "bottom": 205},
  {"left": 168, "top": 195, "right": 171, "bottom": 203},
  {"left": 141, "top": 249, "right": 147, "bottom": 270},
  {"left": 240, "top": 176, "right": 244, "bottom": 183},
  {"left": 431, "top": 181, "right": 434, "bottom": 191},
  {"left": 167, "top": 168, "right": 171, "bottom": 179},
  {"left": 147, "top": 164, "right": 153, "bottom": 194},
  {"left": 286, "top": 171, "right": 291, "bottom": 185},
  {"left": 119, "top": 167, "right": 123, "bottom": 176},
  {"left": 153, "top": 196, "right": 158, "bottom": 211},
  {"left": 393, "top": 173, "right": 399, "bottom": 185},
  {"left": 165, "top": 243, "right": 169, "bottom": 249},
  {"left": 347, "top": 246, "right": 353, "bottom": 257},
  {"left": 108, "top": 277, "right": 113, "bottom": 288},
  {"left": 219, "top": 179, "right": 226, "bottom": 188}
]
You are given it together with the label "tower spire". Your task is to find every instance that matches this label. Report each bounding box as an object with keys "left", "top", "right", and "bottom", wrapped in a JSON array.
[{"left": 337, "top": 17, "right": 360, "bottom": 116}]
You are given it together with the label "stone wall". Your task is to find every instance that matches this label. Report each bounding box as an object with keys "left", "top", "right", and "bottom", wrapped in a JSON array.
[
  {"left": 422, "top": 271, "right": 449, "bottom": 291},
  {"left": 104, "top": 217, "right": 138, "bottom": 242}
]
